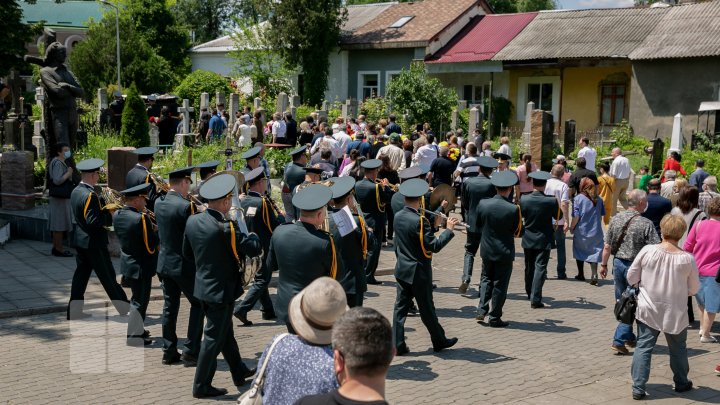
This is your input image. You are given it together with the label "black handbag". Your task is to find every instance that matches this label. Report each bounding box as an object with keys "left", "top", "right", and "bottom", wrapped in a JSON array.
[
  {"left": 614, "top": 285, "right": 638, "bottom": 325},
  {"left": 47, "top": 160, "right": 76, "bottom": 199}
]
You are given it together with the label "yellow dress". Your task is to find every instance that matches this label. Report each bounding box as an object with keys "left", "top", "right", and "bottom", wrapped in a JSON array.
[{"left": 598, "top": 174, "right": 615, "bottom": 224}]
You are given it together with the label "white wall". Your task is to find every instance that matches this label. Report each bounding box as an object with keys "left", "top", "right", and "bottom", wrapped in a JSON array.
[
  {"left": 191, "top": 52, "right": 236, "bottom": 77},
  {"left": 324, "top": 49, "right": 349, "bottom": 103}
]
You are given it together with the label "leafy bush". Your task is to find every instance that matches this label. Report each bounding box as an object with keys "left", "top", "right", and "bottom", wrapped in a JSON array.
[
  {"left": 295, "top": 105, "right": 315, "bottom": 121},
  {"left": 693, "top": 131, "right": 720, "bottom": 153},
  {"left": 264, "top": 147, "right": 292, "bottom": 177},
  {"left": 484, "top": 96, "right": 513, "bottom": 138},
  {"left": 360, "top": 97, "right": 390, "bottom": 124},
  {"left": 120, "top": 86, "right": 150, "bottom": 148},
  {"left": 174, "top": 70, "right": 233, "bottom": 112}
]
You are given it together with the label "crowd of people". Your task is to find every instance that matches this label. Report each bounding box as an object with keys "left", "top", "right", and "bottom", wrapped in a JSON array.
[{"left": 54, "top": 103, "right": 720, "bottom": 402}]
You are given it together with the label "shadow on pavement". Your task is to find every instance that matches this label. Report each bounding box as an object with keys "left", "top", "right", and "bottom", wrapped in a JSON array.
[
  {"left": 387, "top": 360, "right": 438, "bottom": 381},
  {"left": 435, "top": 305, "right": 479, "bottom": 320},
  {"left": 433, "top": 347, "right": 515, "bottom": 364},
  {"left": 545, "top": 296, "right": 606, "bottom": 310},
  {"left": 506, "top": 319, "right": 580, "bottom": 333}
]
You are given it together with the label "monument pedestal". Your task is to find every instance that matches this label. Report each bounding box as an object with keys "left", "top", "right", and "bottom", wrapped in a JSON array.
[
  {"left": 107, "top": 148, "right": 137, "bottom": 191},
  {"left": 1, "top": 151, "right": 35, "bottom": 210}
]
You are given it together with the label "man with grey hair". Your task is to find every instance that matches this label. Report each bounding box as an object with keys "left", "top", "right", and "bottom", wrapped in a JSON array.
[
  {"left": 609, "top": 147, "right": 630, "bottom": 216},
  {"left": 601, "top": 189, "right": 660, "bottom": 355},
  {"left": 660, "top": 170, "right": 677, "bottom": 198},
  {"left": 428, "top": 146, "right": 455, "bottom": 187},
  {"left": 699, "top": 176, "right": 719, "bottom": 214}
]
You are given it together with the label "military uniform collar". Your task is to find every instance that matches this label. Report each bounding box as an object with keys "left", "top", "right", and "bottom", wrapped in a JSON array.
[
  {"left": 404, "top": 206, "right": 420, "bottom": 215},
  {"left": 206, "top": 208, "right": 225, "bottom": 221},
  {"left": 123, "top": 206, "right": 139, "bottom": 213},
  {"left": 297, "top": 220, "right": 321, "bottom": 232},
  {"left": 134, "top": 164, "right": 149, "bottom": 172},
  {"left": 492, "top": 194, "right": 508, "bottom": 201},
  {"left": 79, "top": 182, "right": 94, "bottom": 190},
  {"left": 248, "top": 191, "right": 263, "bottom": 197}
]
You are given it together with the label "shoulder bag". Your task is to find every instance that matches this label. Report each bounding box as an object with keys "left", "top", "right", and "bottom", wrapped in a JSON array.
[
  {"left": 47, "top": 160, "right": 76, "bottom": 199},
  {"left": 610, "top": 214, "right": 638, "bottom": 256},
  {"left": 238, "top": 333, "right": 289, "bottom": 405},
  {"left": 614, "top": 284, "right": 639, "bottom": 325}
]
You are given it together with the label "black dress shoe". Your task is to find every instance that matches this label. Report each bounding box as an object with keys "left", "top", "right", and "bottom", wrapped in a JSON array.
[
  {"left": 366, "top": 278, "right": 382, "bottom": 285},
  {"left": 233, "top": 367, "right": 257, "bottom": 386},
  {"left": 632, "top": 392, "right": 646, "bottom": 400},
  {"left": 193, "top": 386, "right": 228, "bottom": 398},
  {"left": 432, "top": 283, "right": 438, "bottom": 289},
  {"left": 433, "top": 337, "right": 458, "bottom": 352},
  {"left": 531, "top": 302, "right": 545, "bottom": 309},
  {"left": 675, "top": 381, "right": 693, "bottom": 393},
  {"left": 126, "top": 336, "right": 152, "bottom": 347},
  {"left": 396, "top": 345, "right": 410, "bottom": 356},
  {"left": 141, "top": 329, "right": 151, "bottom": 338},
  {"left": 488, "top": 320, "right": 509, "bottom": 328},
  {"left": 51, "top": 248, "right": 73, "bottom": 257},
  {"left": 162, "top": 351, "right": 181, "bottom": 365},
  {"left": 261, "top": 311, "right": 277, "bottom": 320},
  {"left": 557, "top": 275, "right": 568, "bottom": 280},
  {"left": 234, "top": 312, "right": 253, "bottom": 326},
  {"left": 181, "top": 353, "right": 197, "bottom": 367},
  {"left": 408, "top": 304, "right": 418, "bottom": 315}
]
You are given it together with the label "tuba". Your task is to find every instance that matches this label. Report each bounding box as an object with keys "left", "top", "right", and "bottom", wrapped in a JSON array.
[{"left": 296, "top": 179, "right": 334, "bottom": 232}]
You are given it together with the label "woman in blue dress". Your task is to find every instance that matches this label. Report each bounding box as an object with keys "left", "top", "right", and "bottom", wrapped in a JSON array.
[{"left": 570, "top": 177, "right": 605, "bottom": 285}]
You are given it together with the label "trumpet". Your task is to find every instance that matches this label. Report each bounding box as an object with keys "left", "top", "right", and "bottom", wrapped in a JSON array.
[
  {"left": 374, "top": 178, "right": 399, "bottom": 192},
  {"left": 100, "top": 187, "right": 124, "bottom": 212},
  {"left": 419, "top": 208, "right": 470, "bottom": 229},
  {"left": 149, "top": 172, "right": 170, "bottom": 193}
]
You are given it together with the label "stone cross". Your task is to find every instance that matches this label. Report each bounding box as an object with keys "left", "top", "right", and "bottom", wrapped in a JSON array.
[
  {"left": 229, "top": 93, "right": 239, "bottom": 127},
  {"left": 200, "top": 92, "right": 210, "bottom": 111},
  {"left": 469, "top": 106, "right": 480, "bottom": 134},
  {"left": 291, "top": 95, "right": 301, "bottom": 108},
  {"left": 254, "top": 97, "right": 262, "bottom": 112},
  {"left": 276, "top": 92, "right": 288, "bottom": 114},
  {"left": 97, "top": 88, "right": 107, "bottom": 124},
  {"left": 669, "top": 113, "right": 683, "bottom": 153},
  {"left": 178, "top": 99, "right": 194, "bottom": 135},
  {"left": 215, "top": 92, "right": 226, "bottom": 111}
]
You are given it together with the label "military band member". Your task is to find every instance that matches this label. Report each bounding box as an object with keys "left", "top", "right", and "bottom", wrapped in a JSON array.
[
  {"left": 459, "top": 156, "right": 498, "bottom": 294},
  {"left": 355, "top": 159, "right": 393, "bottom": 285},
  {"left": 125, "top": 146, "right": 160, "bottom": 211},
  {"left": 154, "top": 167, "right": 204, "bottom": 366},
  {"left": 240, "top": 146, "right": 262, "bottom": 193},
  {"left": 183, "top": 174, "right": 262, "bottom": 398},
  {"left": 267, "top": 184, "right": 344, "bottom": 329},
  {"left": 393, "top": 179, "right": 458, "bottom": 355},
  {"left": 476, "top": 171, "right": 520, "bottom": 327},
  {"left": 281, "top": 145, "right": 308, "bottom": 222},
  {"left": 193, "top": 160, "right": 220, "bottom": 199},
  {"left": 67, "top": 158, "right": 129, "bottom": 320},
  {"left": 328, "top": 176, "right": 368, "bottom": 308},
  {"left": 114, "top": 183, "right": 158, "bottom": 346},
  {"left": 233, "top": 167, "right": 282, "bottom": 325},
  {"left": 520, "top": 171, "right": 560, "bottom": 309}
]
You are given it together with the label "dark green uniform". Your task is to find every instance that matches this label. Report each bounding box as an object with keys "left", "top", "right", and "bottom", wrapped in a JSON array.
[
  {"left": 519, "top": 190, "right": 560, "bottom": 305},
  {"left": 355, "top": 178, "right": 392, "bottom": 281},
  {"left": 392, "top": 206, "right": 454, "bottom": 351},
  {"left": 267, "top": 221, "right": 344, "bottom": 324},
  {"left": 328, "top": 207, "right": 368, "bottom": 307},
  {"left": 67, "top": 183, "right": 129, "bottom": 318},
  {"left": 183, "top": 208, "right": 262, "bottom": 395},
  {"left": 476, "top": 195, "right": 520, "bottom": 322},
  {"left": 234, "top": 191, "right": 284, "bottom": 319},
  {"left": 460, "top": 174, "right": 496, "bottom": 285},
  {"left": 114, "top": 206, "right": 158, "bottom": 338},
  {"left": 282, "top": 162, "right": 306, "bottom": 221},
  {"left": 125, "top": 164, "right": 159, "bottom": 211},
  {"left": 155, "top": 191, "right": 204, "bottom": 360}
]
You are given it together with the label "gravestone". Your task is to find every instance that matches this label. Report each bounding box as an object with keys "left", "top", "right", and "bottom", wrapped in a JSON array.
[
  {"left": 149, "top": 123, "right": 159, "bottom": 146},
  {"left": 1, "top": 151, "right": 34, "bottom": 210},
  {"left": 341, "top": 99, "right": 358, "bottom": 119},
  {"left": 176, "top": 99, "right": 195, "bottom": 149},
  {"left": 276, "top": 92, "right": 289, "bottom": 114},
  {"left": 290, "top": 106, "right": 297, "bottom": 120},
  {"left": 229, "top": 93, "right": 239, "bottom": 127},
  {"left": 97, "top": 88, "right": 108, "bottom": 123},
  {"left": 468, "top": 106, "right": 481, "bottom": 134},
  {"left": 291, "top": 95, "right": 301, "bottom": 108},
  {"left": 254, "top": 97, "right": 262, "bottom": 112},
  {"left": 564, "top": 119, "right": 576, "bottom": 156},
  {"left": 215, "top": 92, "right": 226, "bottom": 112},
  {"left": 650, "top": 138, "right": 665, "bottom": 175},
  {"left": 530, "top": 110, "right": 554, "bottom": 171},
  {"left": 36, "top": 87, "right": 46, "bottom": 130},
  {"left": 522, "top": 101, "right": 535, "bottom": 154},
  {"left": 317, "top": 110, "right": 328, "bottom": 123},
  {"left": 321, "top": 101, "right": 330, "bottom": 112},
  {"left": 200, "top": 92, "right": 210, "bottom": 112},
  {"left": 669, "top": 113, "right": 683, "bottom": 153},
  {"left": 107, "top": 147, "right": 137, "bottom": 191},
  {"left": 32, "top": 121, "right": 45, "bottom": 158},
  {"left": 451, "top": 109, "right": 458, "bottom": 131},
  {"left": 7, "top": 70, "right": 22, "bottom": 114},
  {"left": 458, "top": 100, "right": 468, "bottom": 111}
]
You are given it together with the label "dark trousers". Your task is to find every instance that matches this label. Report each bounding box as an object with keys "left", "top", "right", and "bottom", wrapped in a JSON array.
[
  {"left": 365, "top": 219, "right": 385, "bottom": 279},
  {"left": 126, "top": 272, "right": 153, "bottom": 337},
  {"left": 234, "top": 263, "right": 275, "bottom": 317},
  {"left": 68, "top": 246, "right": 129, "bottom": 318},
  {"left": 161, "top": 273, "right": 204, "bottom": 357},
  {"left": 523, "top": 248, "right": 550, "bottom": 304},
  {"left": 477, "top": 259, "right": 513, "bottom": 322},
  {"left": 462, "top": 232, "right": 480, "bottom": 284},
  {"left": 393, "top": 277, "right": 447, "bottom": 349},
  {"left": 386, "top": 205, "right": 395, "bottom": 240},
  {"left": 193, "top": 301, "right": 251, "bottom": 395}
]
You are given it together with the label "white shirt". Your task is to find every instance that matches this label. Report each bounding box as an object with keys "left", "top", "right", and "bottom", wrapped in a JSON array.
[
  {"left": 237, "top": 124, "right": 251, "bottom": 147},
  {"left": 661, "top": 180, "right": 675, "bottom": 199},
  {"left": 414, "top": 144, "right": 438, "bottom": 168},
  {"left": 272, "top": 120, "right": 287, "bottom": 139},
  {"left": 497, "top": 144, "right": 511, "bottom": 160},
  {"left": 312, "top": 136, "right": 342, "bottom": 160},
  {"left": 545, "top": 177, "right": 569, "bottom": 226},
  {"left": 577, "top": 146, "right": 597, "bottom": 172},
  {"left": 377, "top": 144, "right": 406, "bottom": 171},
  {"left": 609, "top": 155, "right": 631, "bottom": 179},
  {"left": 333, "top": 131, "right": 352, "bottom": 156}
]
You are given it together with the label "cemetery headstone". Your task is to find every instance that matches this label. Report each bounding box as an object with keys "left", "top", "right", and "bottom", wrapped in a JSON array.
[
  {"left": 215, "top": 92, "right": 226, "bottom": 112},
  {"left": 276, "top": 92, "right": 289, "bottom": 114},
  {"left": 35, "top": 87, "right": 46, "bottom": 130},
  {"left": 530, "top": 110, "right": 554, "bottom": 171},
  {"left": 564, "top": 119, "right": 576, "bottom": 156},
  {"left": 451, "top": 109, "right": 458, "bottom": 131},
  {"left": 97, "top": 88, "right": 107, "bottom": 124},
  {"left": 650, "top": 138, "right": 665, "bottom": 175},
  {"left": 291, "top": 95, "right": 301, "bottom": 108},
  {"left": 317, "top": 110, "right": 328, "bottom": 123},
  {"left": 290, "top": 106, "right": 297, "bottom": 120},
  {"left": 0, "top": 151, "right": 34, "bottom": 210},
  {"left": 200, "top": 92, "right": 210, "bottom": 111},
  {"left": 229, "top": 93, "right": 239, "bottom": 127},
  {"left": 468, "top": 107, "right": 480, "bottom": 134},
  {"left": 32, "top": 121, "right": 45, "bottom": 158},
  {"left": 321, "top": 101, "right": 330, "bottom": 112},
  {"left": 254, "top": 97, "right": 262, "bottom": 112},
  {"left": 149, "top": 123, "right": 159, "bottom": 147},
  {"left": 669, "top": 113, "right": 683, "bottom": 153},
  {"left": 107, "top": 147, "right": 138, "bottom": 191},
  {"left": 176, "top": 99, "right": 195, "bottom": 149},
  {"left": 522, "top": 101, "right": 535, "bottom": 154}
]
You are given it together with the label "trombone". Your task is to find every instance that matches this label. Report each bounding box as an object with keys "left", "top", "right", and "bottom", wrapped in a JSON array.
[
  {"left": 374, "top": 179, "right": 399, "bottom": 192},
  {"left": 419, "top": 208, "right": 470, "bottom": 229}
]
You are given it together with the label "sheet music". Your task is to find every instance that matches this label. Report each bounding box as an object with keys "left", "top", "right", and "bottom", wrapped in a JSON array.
[{"left": 332, "top": 205, "right": 357, "bottom": 237}]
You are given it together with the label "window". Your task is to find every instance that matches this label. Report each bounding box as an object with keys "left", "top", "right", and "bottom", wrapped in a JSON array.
[
  {"left": 462, "top": 84, "right": 492, "bottom": 105},
  {"left": 357, "top": 71, "right": 380, "bottom": 100},
  {"left": 527, "top": 83, "right": 553, "bottom": 112},
  {"left": 516, "top": 76, "right": 560, "bottom": 121},
  {"left": 600, "top": 84, "right": 626, "bottom": 124},
  {"left": 390, "top": 16, "right": 414, "bottom": 28},
  {"left": 385, "top": 71, "right": 401, "bottom": 93}
]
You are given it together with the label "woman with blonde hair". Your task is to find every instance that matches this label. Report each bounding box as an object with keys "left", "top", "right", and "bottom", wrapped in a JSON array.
[
  {"left": 570, "top": 177, "right": 606, "bottom": 284},
  {"left": 497, "top": 136, "right": 512, "bottom": 161},
  {"left": 627, "top": 214, "right": 699, "bottom": 400}
]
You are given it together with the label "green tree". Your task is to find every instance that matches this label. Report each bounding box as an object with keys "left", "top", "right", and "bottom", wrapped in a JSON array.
[
  {"left": 516, "top": 0, "right": 555, "bottom": 12},
  {"left": 266, "top": 0, "right": 347, "bottom": 107},
  {"left": 0, "top": 1, "right": 39, "bottom": 77},
  {"left": 120, "top": 85, "right": 150, "bottom": 148},
  {"left": 174, "top": 70, "right": 232, "bottom": 112},
  {"left": 487, "top": 0, "right": 518, "bottom": 13},
  {"left": 385, "top": 63, "right": 458, "bottom": 133},
  {"left": 172, "top": 0, "right": 271, "bottom": 45}
]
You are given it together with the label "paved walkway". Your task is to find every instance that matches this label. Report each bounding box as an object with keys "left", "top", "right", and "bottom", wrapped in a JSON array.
[{"left": 0, "top": 236, "right": 719, "bottom": 404}]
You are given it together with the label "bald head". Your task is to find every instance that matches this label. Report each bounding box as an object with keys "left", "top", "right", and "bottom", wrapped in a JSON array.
[
  {"left": 551, "top": 164, "right": 565, "bottom": 178},
  {"left": 628, "top": 189, "right": 647, "bottom": 210},
  {"left": 611, "top": 147, "right": 622, "bottom": 158}
]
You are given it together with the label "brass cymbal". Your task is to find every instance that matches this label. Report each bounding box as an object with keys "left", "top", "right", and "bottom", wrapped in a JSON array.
[{"left": 428, "top": 183, "right": 456, "bottom": 216}]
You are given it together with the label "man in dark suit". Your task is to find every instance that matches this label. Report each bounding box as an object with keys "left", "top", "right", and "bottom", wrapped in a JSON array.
[
  {"left": 328, "top": 176, "right": 368, "bottom": 308},
  {"left": 183, "top": 174, "right": 262, "bottom": 398},
  {"left": 125, "top": 147, "right": 161, "bottom": 211},
  {"left": 154, "top": 167, "right": 204, "bottom": 366},
  {"left": 114, "top": 183, "right": 158, "bottom": 346},
  {"left": 384, "top": 114, "right": 402, "bottom": 138},
  {"left": 392, "top": 179, "right": 458, "bottom": 355},
  {"left": 282, "top": 146, "right": 309, "bottom": 222},
  {"left": 355, "top": 159, "right": 393, "bottom": 285},
  {"left": 267, "top": 184, "right": 344, "bottom": 328},
  {"left": 641, "top": 178, "right": 672, "bottom": 237},
  {"left": 233, "top": 167, "right": 283, "bottom": 325},
  {"left": 520, "top": 172, "right": 560, "bottom": 309},
  {"left": 459, "top": 156, "right": 498, "bottom": 294},
  {"left": 476, "top": 171, "right": 520, "bottom": 327},
  {"left": 67, "top": 158, "right": 129, "bottom": 320}
]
